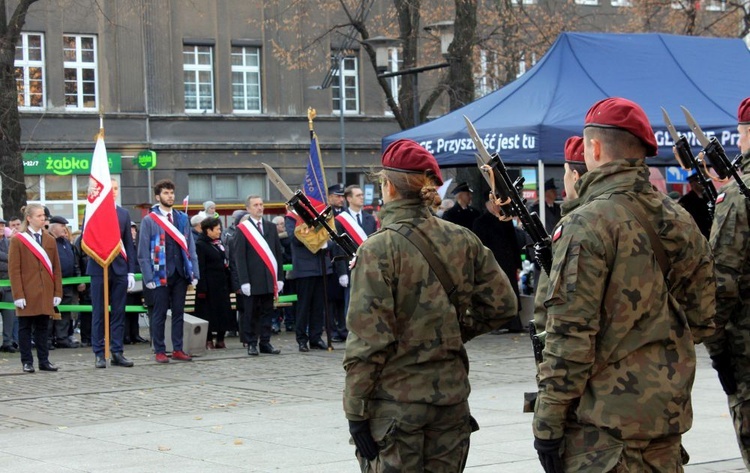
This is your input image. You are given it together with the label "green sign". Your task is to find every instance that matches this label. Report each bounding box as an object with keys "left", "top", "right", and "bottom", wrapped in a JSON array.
[
  {"left": 134, "top": 150, "right": 157, "bottom": 170},
  {"left": 23, "top": 152, "right": 122, "bottom": 176}
]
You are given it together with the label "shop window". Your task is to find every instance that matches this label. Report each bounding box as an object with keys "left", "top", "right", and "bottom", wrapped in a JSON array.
[
  {"left": 15, "top": 32, "right": 45, "bottom": 109},
  {"left": 63, "top": 34, "right": 98, "bottom": 110}
]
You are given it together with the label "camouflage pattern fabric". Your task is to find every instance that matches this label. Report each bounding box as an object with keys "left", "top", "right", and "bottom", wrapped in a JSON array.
[
  {"left": 353, "top": 400, "right": 473, "bottom": 473},
  {"left": 343, "top": 198, "right": 517, "bottom": 467},
  {"left": 533, "top": 159, "right": 715, "bottom": 454},
  {"left": 705, "top": 157, "right": 750, "bottom": 469}
]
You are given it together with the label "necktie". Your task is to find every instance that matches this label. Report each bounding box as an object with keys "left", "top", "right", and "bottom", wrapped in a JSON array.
[
  {"left": 256, "top": 221, "right": 263, "bottom": 235},
  {"left": 34, "top": 233, "right": 41, "bottom": 244},
  {"left": 167, "top": 212, "right": 173, "bottom": 224},
  {"left": 356, "top": 213, "right": 362, "bottom": 226}
]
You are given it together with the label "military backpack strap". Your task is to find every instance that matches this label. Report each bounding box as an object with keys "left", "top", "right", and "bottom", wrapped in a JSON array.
[
  {"left": 610, "top": 194, "right": 670, "bottom": 284},
  {"left": 384, "top": 220, "right": 460, "bottom": 313}
]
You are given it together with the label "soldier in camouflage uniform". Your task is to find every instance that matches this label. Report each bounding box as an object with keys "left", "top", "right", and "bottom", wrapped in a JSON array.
[
  {"left": 343, "top": 139, "right": 518, "bottom": 473},
  {"left": 704, "top": 97, "right": 750, "bottom": 469},
  {"left": 532, "top": 98, "right": 716, "bottom": 473}
]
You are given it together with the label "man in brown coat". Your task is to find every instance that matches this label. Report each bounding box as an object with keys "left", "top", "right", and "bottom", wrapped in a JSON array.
[{"left": 9, "top": 204, "right": 63, "bottom": 373}]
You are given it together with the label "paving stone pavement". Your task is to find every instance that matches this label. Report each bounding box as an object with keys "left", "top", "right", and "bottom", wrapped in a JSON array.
[{"left": 0, "top": 329, "right": 745, "bottom": 472}]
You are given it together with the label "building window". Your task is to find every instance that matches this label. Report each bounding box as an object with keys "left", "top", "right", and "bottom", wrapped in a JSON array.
[
  {"left": 183, "top": 44, "right": 214, "bottom": 113},
  {"left": 476, "top": 50, "right": 498, "bottom": 98},
  {"left": 513, "top": 0, "right": 537, "bottom": 4},
  {"left": 385, "top": 48, "right": 402, "bottom": 115},
  {"left": 517, "top": 52, "right": 537, "bottom": 79},
  {"left": 189, "top": 174, "right": 265, "bottom": 202},
  {"left": 575, "top": 0, "right": 599, "bottom": 4},
  {"left": 15, "top": 32, "right": 45, "bottom": 109},
  {"left": 611, "top": 0, "right": 632, "bottom": 5},
  {"left": 231, "top": 46, "right": 262, "bottom": 113},
  {"left": 705, "top": 0, "right": 727, "bottom": 11},
  {"left": 332, "top": 56, "right": 359, "bottom": 114},
  {"left": 63, "top": 34, "right": 97, "bottom": 110}
]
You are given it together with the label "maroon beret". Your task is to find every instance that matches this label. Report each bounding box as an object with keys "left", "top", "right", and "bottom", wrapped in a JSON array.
[
  {"left": 382, "top": 139, "right": 443, "bottom": 185},
  {"left": 584, "top": 97, "right": 658, "bottom": 157},
  {"left": 564, "top": 136, "right": 584, "bottom": 164},
  {"left": 738, "top": 97, "right": 750, "bottom": 124}
]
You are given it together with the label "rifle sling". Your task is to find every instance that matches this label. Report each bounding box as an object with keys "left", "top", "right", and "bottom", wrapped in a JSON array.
[{"left": 385, "top": 220, "right": 460, "bottom": 314}]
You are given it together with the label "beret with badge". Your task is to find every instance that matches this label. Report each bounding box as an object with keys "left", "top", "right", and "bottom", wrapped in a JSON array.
[
  {"left": 382, "top": 139, "right": 443, "bottom": 186},
  {"left": 584, "top": 97, "right": 658, "bottom": 157}
]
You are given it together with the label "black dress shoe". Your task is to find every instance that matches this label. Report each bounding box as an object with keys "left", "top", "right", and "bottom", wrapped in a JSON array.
[
  {"left": 39, "top": 361, "right": 58, "bottom": 372},
  {"left": 298, "top": 343, "right": 309, "bottom": 352},
  {"left": 123, "top": 337, "right": 132, "bottom": 345},
  {"left": 134, "top": 335, "right": 149, "bottom": 344},
  {"left": 0, "top": 344, "right": 16, "bottom": 353},
  {"left": 111, "top": 352, "right": 134, "bottom": 367},
  {"left": 247, "top": 345, "right": 259, "bottom": 356},
  {"left": 310, "top": 340, "right": 329, "bottom": 350},
  {"left": 95, "top": 356, "right": 107, "bottom": 369},
  {"left": 56, "top": 339, "right": 80, "bottom": 349},
  {"left": 330, "top": 336, "right": 345, "bottom": 343},
  {"left": 22, "top": 363, "right": 35, "bottom": 373},
  {"left": 259, "top": 343, "right": 280, "bottom": 355}
]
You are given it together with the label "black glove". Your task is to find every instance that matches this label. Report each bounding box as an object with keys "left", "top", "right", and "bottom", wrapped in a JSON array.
[
  {"left": 534, "top": 436, "right": 564, "bottom": 473},
  {"left": 349, "top": 420, "right": 379, "bottom": 461},
  {"left": 711, "top": 351, "right": 737, "bottom": 395}
]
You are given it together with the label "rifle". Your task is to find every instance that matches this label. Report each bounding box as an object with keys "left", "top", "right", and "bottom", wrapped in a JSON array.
[
  {"left": 661, "top": 108, "right": 718, "bottom": 217},
  {"left": 682, "top": 106, "right": 750, "bottom": 201}
]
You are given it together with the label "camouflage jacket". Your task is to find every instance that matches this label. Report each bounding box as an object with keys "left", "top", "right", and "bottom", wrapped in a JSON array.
[
  {"left": 533, "top": 159, "right": 716, "bottom": 441},
  {"left": 343, "top": 198, "right": 518, "bottom": 421},
  {"left": 705, "top": 158, "right": 750, "bottom": 400}
]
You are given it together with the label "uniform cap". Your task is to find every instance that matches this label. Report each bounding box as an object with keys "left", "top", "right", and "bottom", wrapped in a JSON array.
[
  {"left": 382, "top": 139, "right": 443, "bottom": 185},
  {"left": 0, "top": 218, "right": 7, "bottom": 224},
  {"left": 327, "top": 184, "right": 345, "bottom": 196},
  {"left": 584, "top": 97, "right": 658, "bottom": 157},
  {"left": 451, "top": 182, "right": 473, "bottom": 195},
  {"left": 738, "top": 97, "right": 750, "bottom": 124},
  {"left": 49, "top": 216, "right": 69, "bottom": 225},
  {"left": 564, "top": 136, "right": 585, "bottom": 164},
  {"left": 543, "top": 178, "right": 557, "bottom": 191}
]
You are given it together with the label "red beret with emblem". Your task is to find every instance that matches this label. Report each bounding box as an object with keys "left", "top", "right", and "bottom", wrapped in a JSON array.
[
  {"left": 382, "top": 139, "right": 444, "bottom": 185},
  {"left": 564, "top": 136, "right": 584, "bottom": 164},
  {"left": 584, "top": 97, "right": 658, "bottom": 157},
  {"left": 738, "top": 97, "right": 750, "bottom": 124}
]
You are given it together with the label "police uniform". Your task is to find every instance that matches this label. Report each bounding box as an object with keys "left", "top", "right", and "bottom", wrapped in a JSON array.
[
  {"left": 533, "top": 98, "right": 716, "bottom": 472},
  {"left": 704, "top": 97, "right": 750, "bottom": 469},
  {"left": 343, "top": 139, "right": 518, "bottom": 472},
  {"left": 442, "top": 182, "right": 481, "bottom": 230}
]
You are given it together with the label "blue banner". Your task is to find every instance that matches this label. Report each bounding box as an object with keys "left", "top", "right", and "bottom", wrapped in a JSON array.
[{"left": 303, "top": 132, "right": 328, "bottom": 206}]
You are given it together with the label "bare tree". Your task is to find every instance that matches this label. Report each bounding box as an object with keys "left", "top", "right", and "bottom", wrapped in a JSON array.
[{"left": 0, "top": 0, "right": 39, "bottom": 218}]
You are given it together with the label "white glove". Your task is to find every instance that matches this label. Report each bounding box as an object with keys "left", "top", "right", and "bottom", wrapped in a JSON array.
[
  {"left": 127, "top": 273, "right": 136, "bottom": 291},
  {"left": 241, "top": 283, "right": 251, "bottom": 296},
  {"left": 277, "top": 281, "right": 284, "bottom": 293},
  {"left": 145, "top": 282, "right": 156, "bottom": 290},
  {"left": 192, "top": 278, "right": 199, "bottom": 287},
  {"left": 339, "top": 275, "right": 349, "bottom": 288},
  {"left": 53, "top": 297, "right": 61, "bottom": 306},
  {"left": 14, "top": 298, "right": 26, "bottom": 309}
]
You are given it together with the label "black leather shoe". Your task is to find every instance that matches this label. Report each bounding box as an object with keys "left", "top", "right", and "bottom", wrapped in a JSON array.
[
  {"left": 247, "top": 345, "right": 259, "bottom": 356},
  {"left": 123, "top": 337, "right": 132, "bottom": 345},
  {"left": 259, "top": 343, "right": 280, "bottom": 355},
  {"left": 39, "top": 361, "right": 58, "bottom": 372},
  {"left": 310, "top": 340, "right": 329, "bottom": 350},
  {"left": 298, "top": 343, "right": 309, "bottom": 352},
  {"left": 111, "top": 353, "right": 134, "bottom": 367},
  {"left": 330, "top": 336, "right": 345, "bottom": 343},
  {"left": 0, "top": 344, "right": 16, "bottom": 353},
  {"left": 134, "top": 335, "right": 149, "bottom": 344},
  {"left": 95, "top": 356, "right": 106, "bottom": 369},
  {"left": 56, "top": 339, "right": 80, "bottom": 349},
  {"left": 22, "top": 363, "right": 35, "bottom": 373}
]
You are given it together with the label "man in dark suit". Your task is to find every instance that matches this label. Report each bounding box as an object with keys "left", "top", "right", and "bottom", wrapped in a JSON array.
[
  {"left": 678, "top": 173, "right": 712, "bottom": 239},
  {"left": 87, "top": 179, "right": 137, "bottom": 368},
  {"left": 442, "top": 182, "right": 481, "bottom": 230},
  {"left": 332, "top": 185, "right": 377, "bottom": 341},
  {"left": 233, "top": 195, "right": 284, "bottom": 356},
  {"left": 529, "top": 178, "right": 562, "bottom": 234}
]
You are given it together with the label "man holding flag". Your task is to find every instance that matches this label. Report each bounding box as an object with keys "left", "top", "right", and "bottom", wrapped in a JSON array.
[
  {"left": 138, "top": 179, "right": 199, "bottom": 363},
  {"left": 82, "top": 125, "right": 137, "bottom": 369}
]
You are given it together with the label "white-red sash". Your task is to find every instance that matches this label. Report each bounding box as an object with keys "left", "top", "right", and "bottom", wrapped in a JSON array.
[
  {"left": 152, "top": 213, "right": 188, "bottom": 253},
  {"left": 120, "top": 241, "right": 127, "bottom": 261},
  {"left": 18, "top": 232, "right": 54, "bottom": 280},
  {"left": 238, "top": 220, "right": 278, "bottom": 296},
  {"left": 336, "top": 211, "right": 368, "bottom": 246}
]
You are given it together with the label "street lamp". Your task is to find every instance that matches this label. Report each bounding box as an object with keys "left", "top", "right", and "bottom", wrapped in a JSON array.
[{"left": 364, "top": 21, "right": 454, "bottom": 126}]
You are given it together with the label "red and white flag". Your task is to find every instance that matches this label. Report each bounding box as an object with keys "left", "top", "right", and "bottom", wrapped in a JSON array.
[
  {"left": 81, "top": 125, "right": 121, "bottom": 266},
  {"left": 183, "top": 195, "right": 189, "bottom": 213}
]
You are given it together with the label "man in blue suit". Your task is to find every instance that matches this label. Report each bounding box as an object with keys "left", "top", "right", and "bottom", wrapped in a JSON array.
[{"left": 87, "top": 179, "right": 137, "bottom": 368}]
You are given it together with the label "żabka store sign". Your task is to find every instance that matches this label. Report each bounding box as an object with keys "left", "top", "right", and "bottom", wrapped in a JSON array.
[{"left": 22, "top": 152, "right": 122, "bottom": 176}]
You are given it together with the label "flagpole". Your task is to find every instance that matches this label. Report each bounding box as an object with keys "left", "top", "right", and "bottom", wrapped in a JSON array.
[{"left": 104, "top": 268, "right": 111, "bottom": 362}]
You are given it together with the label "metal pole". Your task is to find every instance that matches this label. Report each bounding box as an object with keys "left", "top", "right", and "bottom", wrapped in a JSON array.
[
  {"left": 339, "top": 56, "right": 346, "bottom": 185},
  {"left": 412, "top": 74, "right": 419, "bottom": 126},
  {"left": 538, "top": 159, "right": 546, "bottom": 231}
]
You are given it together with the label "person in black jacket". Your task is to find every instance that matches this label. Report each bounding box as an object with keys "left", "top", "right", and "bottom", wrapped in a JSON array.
[
  {"left": 678, "top": 173, "right": 712, "bottom": 239},
  {"left": 195, "top": 217, "right": 234, "bottom": 349}
]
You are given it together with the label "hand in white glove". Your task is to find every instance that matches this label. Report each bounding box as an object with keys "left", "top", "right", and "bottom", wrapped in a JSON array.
[
  {"left": 14, "top": 298, "right": 26, "bottom": 309},
  {"left": 192, "top": 278, "right": 199, "bottom": 287},
  {"left": 241, "top": 283, "right": 251, "bottom": 296},
  {"left": 339, "top": 275, "right": 349, "bottom": 288},
  {"left": 127, "top": 273, "right": 136, "bottom": 291},
  {"left": 53, "top": 297, "right": 61, "bottom": 306},
  {"left": 277, "top": 281, "right": 284, "bottom": 293},
  {"left": 145, "top": 282, "right": 157, "bottom": 290}
]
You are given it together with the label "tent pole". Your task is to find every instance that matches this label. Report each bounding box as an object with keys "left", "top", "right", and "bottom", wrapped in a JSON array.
[{"left": 538, "top": 159, "right": 546, "bottom": 231}]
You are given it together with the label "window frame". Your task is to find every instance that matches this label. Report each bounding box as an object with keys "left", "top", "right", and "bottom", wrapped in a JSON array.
[
  {"left": 63, "top": 34, "right": 98, "bottom": 111},
  {"left": 15, "top": 32, "right": 46, "bottom": 110},
  {"left": 332, "top": 55, "right": 360, "bottom": 115},
  {"left": 183, "top": 44, "right": 215, "bottom": 113},
  {"left": 231, "top": 45, "right": 262, "bottom": 114},
  {"left": 188, "top": 173, "right": 266, "bottom": 202}
]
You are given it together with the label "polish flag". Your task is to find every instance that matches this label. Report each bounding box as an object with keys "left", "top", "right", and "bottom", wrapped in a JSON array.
[
  {"left": 81, "top": 122, "right": 121, "bottom": 266},
  {"left": 183, "top": 195, "right": 189, "bottom": 213}
]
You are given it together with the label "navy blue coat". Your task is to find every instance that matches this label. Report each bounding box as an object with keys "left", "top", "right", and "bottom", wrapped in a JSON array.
[{"left": 86, "top": 206, "right": 137, "bottom": 276}]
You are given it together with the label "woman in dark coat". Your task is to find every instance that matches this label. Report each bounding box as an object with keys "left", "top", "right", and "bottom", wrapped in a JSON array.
[{"left": 194, "top": 217, "right": 233, "bottom": 349}]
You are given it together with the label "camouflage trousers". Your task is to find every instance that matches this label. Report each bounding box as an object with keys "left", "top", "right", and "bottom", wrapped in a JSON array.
[
  {"left": 729, "top": 397, "right": 750, "bottom": 470},
  {"left": 354, "top": 400, "right": 475, "bottom": 473},
  {"left": 563, "top": 422, "right": 684, "bottom": 472}
]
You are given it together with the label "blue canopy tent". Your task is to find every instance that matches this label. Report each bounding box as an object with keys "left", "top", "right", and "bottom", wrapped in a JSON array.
[{"left": 383, "top": 32, "right": 750, "bottom": 167}]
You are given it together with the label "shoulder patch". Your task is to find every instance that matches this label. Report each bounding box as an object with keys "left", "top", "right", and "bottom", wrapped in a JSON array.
[
  {"left": 716, "top": 192, "right": 726, "bottom": 204},
  {"left": 552, "top": 225, "right": 563, "bottom": 242}
]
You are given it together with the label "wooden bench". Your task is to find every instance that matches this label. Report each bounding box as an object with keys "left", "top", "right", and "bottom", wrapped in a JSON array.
[{"left": 183, "top": 288, "right": 295, "bottom": 314}]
